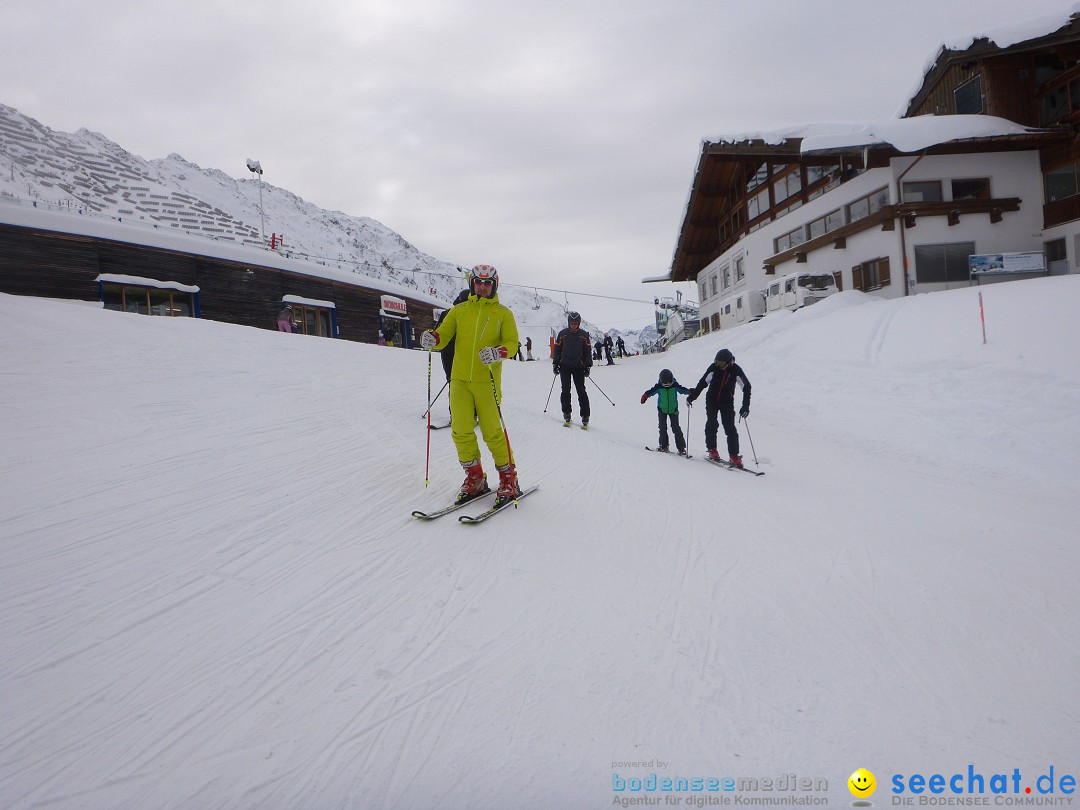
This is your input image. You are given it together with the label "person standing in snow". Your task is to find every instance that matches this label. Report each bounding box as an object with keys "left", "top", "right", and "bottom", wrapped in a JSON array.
[
  {"left": 640, "top": 368, "right": 690, "bottom": 455},
  {"left": 526, "top": 336, "right": 534, "bottom": 361},
  {"left": 603, "top": 334, "right": 615, "bottom": 365},
  {"left": 553, "top": 311, "right": 593, "bottom": 428},
  {"left": 420, "top": 265, "right": 522, "bottom": 505},
  {"left": 277, "top": 304, "right": 295, "bottom": 333},
  {"left": 616, "top": 336, "right": 626, "bottom": 358},
  {"left": 686, "top": 348, "right": 751, "bottom": 466}
]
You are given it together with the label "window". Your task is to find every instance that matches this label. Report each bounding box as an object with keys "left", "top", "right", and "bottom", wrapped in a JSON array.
[
  {"left": 101, "top": 283, "right": 195, "bottom": 316},
  {"left": 806, "top": 163, "right": 839, "bottom": 187},
  {"left": 846, "top": 187, "right": 890, "bottom": 222},
  {"left": 954, "top": 76, "right": 983, "bottom": 114},
  {"left": 721, "top": 264, "right": 731, "bottom": 290},
  {"left": 709, "top": 273, "right": 718, "bottom": 298},
  {"left": 710, "top": 313, "right": 720, "bottom": 331},
  {"left": 807, "top": 209, "right": 843, "bottom": 240},
  {"left": 774, "top": 226, "right": 806, "bottom": 253},
  {"left": 734, "top": 256, "right": 745, "bottom": 284},
  {"left": 902, "top": 181, "right": 943, "bottom": 203},
  {"left": 699, "top": 281, "right": 708, "bottom": 302},
  {"left": 1044, "top": 162, "right": 1080, "bottom": 203},
  {"left": 913, "top": 242, "right": 975, "bottom": 284},
  {"left": 746, "top": 164, "right": 768, "bottom": 192},
  {"left": 852, "top": 257, "right": 891, "bottom": 292},
  {"left": 1040, "top": 86, "right": 1070, "bottom": 125},
  {"left": 951, "top": 178, "right": 991, "bottom": 201},
  {"left": 773, "top": 168, "right": 802, "bottom": 203},
  {"left": 746, "top": 186, "right": 770, "bottom": 220},
  {"left": 1046, "top": 238, "right": 1067, "bottom": 275}
]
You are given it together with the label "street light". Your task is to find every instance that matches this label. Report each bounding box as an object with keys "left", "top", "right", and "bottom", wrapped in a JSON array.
[{"left": 246, "top": 158, "right": 266, "bottom": 244}]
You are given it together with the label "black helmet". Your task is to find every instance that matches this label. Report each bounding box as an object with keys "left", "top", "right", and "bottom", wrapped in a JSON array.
[
  {"left": 659, "top": 368, "right": 674, "bottom": 387},
  {"left": 715, "top": 348, "right": 734, "bottom": 365},
  {"left": 567, "top": 311, "right": 581, "bottom": 324}
]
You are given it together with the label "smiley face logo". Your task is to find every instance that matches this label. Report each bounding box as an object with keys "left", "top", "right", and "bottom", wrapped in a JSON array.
[{"left": 848, "top": 768, "right": 876, "bottom": 798}]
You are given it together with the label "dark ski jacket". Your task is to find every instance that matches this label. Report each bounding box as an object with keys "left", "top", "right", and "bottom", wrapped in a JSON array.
[
  {"left": 643, "top": 381, "right": 690, "bottom": 415},
  {"left": 688, "top": 362, "right": 751, "bottom": 411},
  {"left": 554, "top": 326, "right": 593, "bottom": 370}
]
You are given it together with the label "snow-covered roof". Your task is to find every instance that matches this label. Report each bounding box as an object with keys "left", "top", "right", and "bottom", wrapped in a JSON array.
[
  {"left": 95, "top": 274, "right": 200, "bottom": 293},
  {"left": 799, "top": 114, "right": 1042, "bottom": 154},
  {"left": 900, "top": 3, "right": 1080, "bottom": 116},
  {"left": 703, "top": 116, "right": 1041, "bottom": 156}
]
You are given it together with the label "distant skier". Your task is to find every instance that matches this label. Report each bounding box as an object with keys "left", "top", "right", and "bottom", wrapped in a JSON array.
[
  {"left": 553, "top": 311, "right": 592, "bottom": 428},
  {"left": 640, "top": 368, "right": 690, "bottom": 455},
  {"left": 603, "top": 335, "right": 615, "bottom": 365},
  {"left": 686, "top": 348, "right": 751, "bottom": 466},
  {"left": 616, "top": 336, "right": 626, "bottom": 358},
  {"left": 594, "top": 339, "right": 603, "bottom": 361},
  {"left": 526, "top": 336, "right": 534, "bottom": 361},
  {"left": 420, "top": 265, "right": 522, "bottom": 505}
]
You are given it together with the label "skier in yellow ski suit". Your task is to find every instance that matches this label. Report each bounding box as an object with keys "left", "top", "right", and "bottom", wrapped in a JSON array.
[{"left": 421, "top": 265, "right": 521, "bottom": 504}]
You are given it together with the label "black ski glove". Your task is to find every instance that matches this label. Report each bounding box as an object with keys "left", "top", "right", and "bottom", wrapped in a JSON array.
[
  {"left": 584, "top": 367, "right": 590, "bottom": 377},
  {"left": 553, "top": 363, "right": 560, "bottom": 375},
  {"left": 739, "top": 399, "right": 750, "bottom": 419}
]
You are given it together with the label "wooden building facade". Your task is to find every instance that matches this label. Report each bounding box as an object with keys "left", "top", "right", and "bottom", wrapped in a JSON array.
[{"left": 0, "top": 219, "right": 440, "bottom": 346}]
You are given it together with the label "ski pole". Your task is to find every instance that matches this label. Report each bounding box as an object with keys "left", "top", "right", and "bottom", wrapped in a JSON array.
[
  {"left": 587, "top": 374, "right": 616, "bottom": 406},
  {"left": 543, "top": 372, "right": 557, "bottom": 413},
  {"left": 741, "top": 415, "right": 759, "bottom": 466},
  {"left": 425, "top": 351, "right": 432, "bottom": 486},
  {"left": 420, "top": 379, "right": 449, "bottom": 419},
  {"left": 686, "top": 402, "right": 691, "bottom": 457},
  {"left": 487, "top": 366, "right": 520, "bottom": 504}
]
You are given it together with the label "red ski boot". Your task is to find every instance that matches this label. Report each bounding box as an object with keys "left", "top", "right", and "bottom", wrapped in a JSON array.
[
  {"left": 456, "top": 459, "right": 489, "bottom": 503},
  {"left": 729, "top": 454, "right": 744, "bottom": 468},
  {"left": 494, "top": 463, "right": 521, "bottom": 506}
]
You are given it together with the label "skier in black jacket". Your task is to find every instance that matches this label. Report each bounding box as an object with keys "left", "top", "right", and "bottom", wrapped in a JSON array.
[
  {"left": 553, "top": 311, "right": 593, "bottom": 427},
  {"left": 686, "top": 348, "right": 751, "bottom": 466}
]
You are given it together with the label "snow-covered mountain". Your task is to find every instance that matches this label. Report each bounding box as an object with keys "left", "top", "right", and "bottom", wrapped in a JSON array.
[{"left": 0, "top": 102, "right": 630, "bottom": 345}]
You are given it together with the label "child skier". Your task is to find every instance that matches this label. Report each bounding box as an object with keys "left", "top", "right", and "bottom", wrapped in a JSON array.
[
  {"left": 640, "top": 368, "right": 691, "bottom": 455},
  {"left": 686, "top": 348, "right": 751, "bottom": 466}
]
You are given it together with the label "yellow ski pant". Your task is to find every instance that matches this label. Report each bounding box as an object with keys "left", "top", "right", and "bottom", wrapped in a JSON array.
[{"left": 449, "top": 378, "right": 511, "bottom": 468}]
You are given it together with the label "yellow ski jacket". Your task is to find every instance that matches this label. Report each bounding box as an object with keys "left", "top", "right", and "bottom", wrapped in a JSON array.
[{"left": 434, "top": 292, "right": 520, "bottom": 389}]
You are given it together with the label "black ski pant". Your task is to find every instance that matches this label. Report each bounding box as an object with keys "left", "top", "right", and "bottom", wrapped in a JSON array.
[
  {"left": 705, "top": 400, "right": 739, "bottom": 457},
  {"left": 657, "top": 411, "right": 685, "bottom": 453},
  {"left": 559, "top": 367, "right": 590, "bottom": 421}
]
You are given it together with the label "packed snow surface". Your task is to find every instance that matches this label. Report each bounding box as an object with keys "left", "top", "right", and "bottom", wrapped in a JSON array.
[{"left": 2, "top": 276, "right": 1078, "bottom": 808}]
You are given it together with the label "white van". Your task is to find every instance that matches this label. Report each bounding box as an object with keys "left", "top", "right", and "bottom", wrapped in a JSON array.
[
  {"left": 717, "top": 288, "right": 766, "bottom": 330},
  {"left": 765, "top": 272, "right": 838, "bottom": 313}
]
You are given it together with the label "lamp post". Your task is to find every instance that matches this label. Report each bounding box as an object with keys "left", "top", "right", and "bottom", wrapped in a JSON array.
[{"left": 246, "top": 158, "right": 266, "bottom": 244}]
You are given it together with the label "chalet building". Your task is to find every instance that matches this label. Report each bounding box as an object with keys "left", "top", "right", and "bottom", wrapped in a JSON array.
[
  {"left": 0, "top": 200, "right": 442, "bottom": 346},
  {"left": 662, "top": 9, "right": 1080, "bottom": 335}
]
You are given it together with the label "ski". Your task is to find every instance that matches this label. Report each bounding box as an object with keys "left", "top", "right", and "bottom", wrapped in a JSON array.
[
  {"left": 704, "top": 457, "right": 765, "bottom": 476},
  {"left": 646, "top": 446, "right": 692, "bottom": 459},
  {"left": 430, "top": 421, "right": 451, "bottom": 430},
  {"left": 412, "top": 489, "right": 493, "bottom": 520},
  {"left": 458, "top": 485, "right": 540, "bottom": 524}
]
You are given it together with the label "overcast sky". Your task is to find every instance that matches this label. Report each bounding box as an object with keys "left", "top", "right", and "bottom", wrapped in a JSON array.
[{"left": 0, "top": 0, "right": 1069, "bottom": 326}]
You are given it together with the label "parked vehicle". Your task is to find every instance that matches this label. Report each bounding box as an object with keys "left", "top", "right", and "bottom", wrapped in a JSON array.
[
  {"left": 764, "top": 271, "right": 838, "bottom": 313},
  {"left": 765, "top": 272, "right": 839, "bottom": 312},
  {"left": 717, "top": 288, "right": 766, "bottom": 330}
]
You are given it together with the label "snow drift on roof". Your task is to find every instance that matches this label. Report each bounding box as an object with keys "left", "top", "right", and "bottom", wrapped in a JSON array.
[{"left": 799, "top": 114, "right": 1038, "bottom": 154}]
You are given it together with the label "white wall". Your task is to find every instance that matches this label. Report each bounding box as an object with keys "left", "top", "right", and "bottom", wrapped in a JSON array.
[{"left": 695, "top": 148, "right": 1047, "bottom": 328}]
